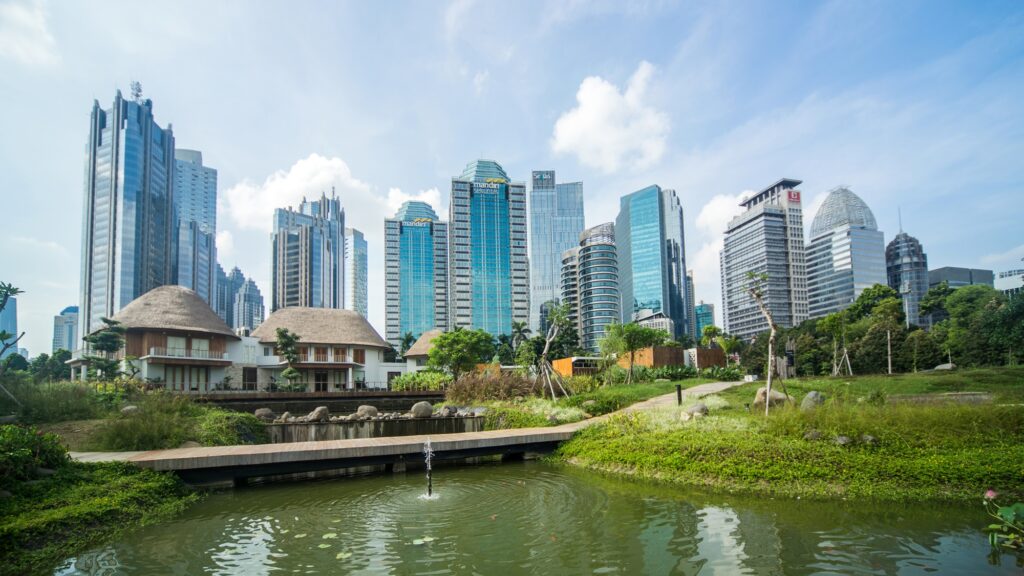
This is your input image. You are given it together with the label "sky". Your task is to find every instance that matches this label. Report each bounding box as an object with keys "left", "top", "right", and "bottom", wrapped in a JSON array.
[{"left": 1, "top": 0, "right": 1023, "bottom": 357}]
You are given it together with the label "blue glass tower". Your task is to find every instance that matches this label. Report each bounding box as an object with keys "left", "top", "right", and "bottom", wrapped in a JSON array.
[
  {"left": 52, "top": 305, "right": 79, "bottom": 353},
  {"left": 345, "top": 227, "right": 368, "bottom": 317},
  {"left": 79, "top": 86, "right": 175, "bottom": 342},
  {"left": 272, "top": 192, "right": 345, "bottom": 311},
  {"left": 385, "top": 201, "right": 448, "bottom": 348},
  {"left": 529, "top": 171, "right": 584, "bottom": 331},
  {"left": 616, "top": 185, "right": 691, "bottom": 340},
  {"left": 172, "top": 149, "right": 217, "bottom": 306}
]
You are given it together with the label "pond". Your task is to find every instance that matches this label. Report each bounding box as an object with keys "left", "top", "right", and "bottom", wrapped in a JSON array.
[{"left": 57, "top": 462, "right": 1019, "bottom": 574}]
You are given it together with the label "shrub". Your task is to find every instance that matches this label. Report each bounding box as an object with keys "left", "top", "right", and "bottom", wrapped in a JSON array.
[
  {"left": 390, "top": 370, "right": 452, "bottom": 392},
  {"left": 0, "top": 381, "right": 117, "bottom": 424},
  {"left": 0, "top": 425, "right": 69, "bottom": 487},
  {"left": 446, "top": 372, "right": 541, "bottom": 404},
  {"left": 649, "top": 365, "right": 698, "bottom": 380},
  {"left": 564, "top": 375, "right": 601, "bottom": 394},
  {"left": 195, "top": 410, "right": 268, "bottom": 446},
  {"left": 701, "top": 365, "right": 743, "bottom": 381}
]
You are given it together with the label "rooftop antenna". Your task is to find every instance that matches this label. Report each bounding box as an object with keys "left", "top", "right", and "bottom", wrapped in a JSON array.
[
  {"left": 898, "top": 206, "right": 903, "bottom": 233},
  {"left": 130, "top": 81, "right": 143, "bottom": 102}
]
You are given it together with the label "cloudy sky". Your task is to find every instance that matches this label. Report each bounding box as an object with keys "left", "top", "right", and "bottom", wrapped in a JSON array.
[{"left": 1, "top": 0, "right": 1023, "bottom": 356}]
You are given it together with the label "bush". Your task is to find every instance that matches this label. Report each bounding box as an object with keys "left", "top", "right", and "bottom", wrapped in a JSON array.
[
  {"left": 649, "top": 365, "right": 698, "bottom": 380},
  {"left": 446, "top": 372, "right": 541, "bottom": 404},
  {"left": 0, "top": 425, "right": 69, "bottom": 487},
  {"left": 564, "top": 375, "right": 601, "bottom": 394},
  {"left": 195, "top": 410, "right": 268, "bottom": 446},
  {"left": 0, "top": 380, "right": 117, "bottom": 424},
  {"left": 701, "top": 365, "right": 743, "bottom": 382},
  {"left": 390, "top": 370, "right": 452, "bottom": 391}
]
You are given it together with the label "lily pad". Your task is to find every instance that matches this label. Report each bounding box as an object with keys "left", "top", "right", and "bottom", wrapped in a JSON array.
[
  {"left": 422, "top": 536, "right": 435, "bottom": 542},
  {"left": 323, "top": 533, "right": 338, "bottom": 539},
  {"left": 412, "top": 539, "right": 425, "bottom": 546},
  {"left": 336, "top": 551, "right": 352, "bottom": 560},
  {"left": 318, "top": 544, "right": 332, "bottom": 549},
  {"left": 295, "top": 534, "right": 307, "bottom": 539}
]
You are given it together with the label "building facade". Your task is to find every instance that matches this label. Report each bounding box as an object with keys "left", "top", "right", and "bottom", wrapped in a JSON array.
[
  {"left": 214, "top": 264, "right": 246, "bottom": 328},
  {"left": 232, "top": 278, "right": 265, "bottom": 333},
  {"left": 720, "top": 178, "right": 808, "bottom": 341},
  {"left": 886, "top": 232, "right": 929, "bottom": 327},
  {"left": 685, "top": 270, "right": 696, "bottom": 340},
  {"left": 528, "top": 170, "right": 584, "bottom": 331},
  {"left": 52, "top": 305, "right": 79, "bottom": 353},
  {"left": 449, "top": 160, "right": 529, "bottom": 336},
  {"left": 172, "top": 149, "right": 217, "bottom": 305},
  {"left": 560, "top": 222, "right": 619, "bottom": 352},
  {"left": 806, "top": 187, "right": 886, "bottom": 319},
  {"left": 272, "top": 192, "right": 345, "bottom": 311},
  {"left": 695, "top": 302, "right": 715, "bottom": 338},
  {"left": 79, "top": 87, "right": 175, "bottom": 343},
  {"left": 384, "top": 201, "right": 449, "bottom": 349},
  {"left": 0, "top": 296, "right": 16, "bottom": 359},
  {"left": 616, "top": 185, "right": 690, "bottom": 340},
  {"left": 344, "top": 227, "right": 368, "bottom": 317},
  {"left": 928, "top": 267, "right": 994, "bottom": 288}
]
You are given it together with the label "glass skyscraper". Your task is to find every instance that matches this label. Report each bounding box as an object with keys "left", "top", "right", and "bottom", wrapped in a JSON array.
[
  {"left": 806, "top": 187, "right": 886, "bottom": 319},
  {"left": 886, "top": 232, "right": 929, "bottom": 328},
  {"left": 1, "top": 296, "right": 17, "bottom": 359},
  {"left": 79, "top": 87, "right": 175, "bottom": 342},
  {"left": 616, "top": 185, "right": 690, "bottom": 340},
  {"left": 695, "top": 302, "right": 715, "bottom": 338},
  {"left": 385, "top": 201, "right": 449, "bottom": 348},
  {"left": 561, "top": 222, "right": 619, "bottom": 352},
  {"left": 215, "top": 264, "right": 245, "bottom": 327},
  {"left": 172, "top": 149, "right": 217, "bottom": 305},
  {"left": 271, "top": 192, "right": 345, "bottom": 311},
  {"left": 528, "top": 171, "right": 584, "bottom": 331},
  {"left": 52, "top": 305, "right": 79, "bottom": 353},
  {"left": 344, "top": 228, "right": 368, "bottom": 317},
  {"left": 232, "top": 278, "right": 265, "bottom": 332},
  {"left": 449, "top": 160, "right": 529, "bottom": 336}
]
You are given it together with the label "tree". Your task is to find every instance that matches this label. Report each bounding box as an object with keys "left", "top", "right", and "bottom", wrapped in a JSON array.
[
  {"left": 48, "top": 349, "right": 72, "bottom": 381},
  {"left": 494, "top": 334, "right": 515, "bottom": 365},
  {"left": 601, "top": 322, "right": 667, "bottom": 385},
  {"left": 3, "top": 354, "right": 28, "bottom": 373},
  {"left": 399, "top": 332, "right": 416, "bottom": 356},
  {"left": 920, "top": 280, "right": 954, "bottom": 323},
  {"left": 818, "top": 311, "right": 853, "bottom": 376},
  {"left": 511, "top": 321, "right": 532, "bottom": 350},
  {"left": 275, "top": 327, "right": 302, "bottom": 386},
  {"left": 701, "top": 325, "right": 722, "bottom": 347},
  {"left": 746, "top": 272, "right": 790, "bottom": 414},
  {"left": 716, "top": 334, "right": 741, "bottom": 366},
  {"left": 428, "top": 329, "right": 494, "bottom": 381},
  {"left": 535, "top": 303, "right": 574, "bottom": 399},
  {"left": 0, "top": 282, "right": 26, "bottom": 408},
  {"left": 847, "top": 284, "right": 900, "bottom": 322},
  {"left": 83, "top": 317, "right": 126, "bottom": 380}
]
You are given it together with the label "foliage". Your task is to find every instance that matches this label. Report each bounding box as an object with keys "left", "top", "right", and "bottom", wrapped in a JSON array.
[
  {"left": 561, "top": 380, "right": 694, "bottom": 416},
  {"left": 428, "top": 328, "right": 495, "bottom": 381},
  {"left": 701, "top": 365, "right": 743, "bottom": 381},
  {"left": 194, "top": 410, "right": 268, "bottom": 446},
  {"left": 511, "top": 320, "right": 532, "bottom": 350},
  {"left": 0, "top": 425, "right": 69, "bottom": 488},
  {"left": 25, "top": 349, "right": 72, "bottom": 382},
  {"left": 2, "top": 353, "right": 28, "bottom": 372},
  {"left": 390, "top": 370, "right": 452, "bottom": 391},
  {"left": 399, "top": 332, "right": 416, "bottom": 355},
  {"left": 279, "top": 366, "right": 301, "bottom": 383},
  {"left": 600, "top": 323, "right": 668, "bottom": 384},
  {"left": 445, "top": 371, "right": 541, "bottom": 404},
  {"left": 564, "top": 375, "right": 601, "bottom": 394},
  {"left": 481, "top": 398, "right": 587, "bottom": 430},
  {"left": 0, "top": 380, "right": 116, "bottom": 424},
  {"left": 847, "top": 284, "right": 901, "bottom": 322},
  {"left": 0, "top": 282, "right": 26, "bottom": 383},
  {"left": 984, "top": 493, "right": 1024, "bottom": 558},
  {"left": 82, "top": 317, "right": 126, "bottom": 379},
  {"left": 275, "top": 327, "right": 301, "bottom": 373},
  {"left": 0, "top": 461, "right": 197, "bottom": 576}
]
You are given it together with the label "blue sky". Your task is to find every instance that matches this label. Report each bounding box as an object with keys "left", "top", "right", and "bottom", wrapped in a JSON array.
[{"left": 1, "top": 0, "right": 1022, "bottom": 355}]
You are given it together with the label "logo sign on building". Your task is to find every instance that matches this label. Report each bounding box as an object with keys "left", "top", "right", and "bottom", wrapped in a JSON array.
[{"left": 787, "top": 190, "right": 801, "bottom": 203}]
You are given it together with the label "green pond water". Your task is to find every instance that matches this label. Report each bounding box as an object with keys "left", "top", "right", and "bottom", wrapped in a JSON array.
[{"left": 56, "top": 462, "right": 1020, "bottom": 575}]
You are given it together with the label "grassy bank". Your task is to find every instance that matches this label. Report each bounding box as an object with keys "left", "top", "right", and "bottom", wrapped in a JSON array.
[{"left": 557, "top": 368, "right": 1024, "bottom": 501}]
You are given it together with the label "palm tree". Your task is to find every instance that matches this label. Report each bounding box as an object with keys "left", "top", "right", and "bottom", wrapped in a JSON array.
[
  {"left": 715, "top": 335, "right": 741, "bottom": 366},
  {"left": 399, "top": 332, "right": 416, "bottom": 355},
  {"left": 511, "top": 321, "right": 532, "bottom": 350},
  {"left": 700, "top": 325, "right": 722, "bottom": 347}
]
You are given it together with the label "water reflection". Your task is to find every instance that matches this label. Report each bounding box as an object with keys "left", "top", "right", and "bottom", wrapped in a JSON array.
[{"left": 56, "top": 461, "right": 1019, "bottom": 575}]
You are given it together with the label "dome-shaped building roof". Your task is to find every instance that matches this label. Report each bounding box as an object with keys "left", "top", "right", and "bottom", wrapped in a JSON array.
[
  {"left": 810, "top": 186, "right": 878, "bottom": 238},
  {"left": 251, "top": 307, "right": 390, "bottom": 349},
  {"left": 107, "top": 285, "right": 237, "bottom": 338}
]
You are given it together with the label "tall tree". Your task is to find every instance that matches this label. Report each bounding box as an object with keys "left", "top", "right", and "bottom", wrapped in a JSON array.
[
  {"left": 601, "top": 322, "right": 667, "bottom": 385},
  {"left": 428, "top": 329, "right": 494, "bottom": 382},
  {"left": 399, "top": 332, "right": 416, "bottom": 355},
  {"left": 715, "top": 334, "right": 741, "bottom": 366},
  {"left": 746, "top": 272, "right": 790, "bottom": 414},
  {"left": 536, "top": 303, "right": 574, "bottom": 399},
  {"left": 0, "top": 282, "right": 25, "bottom": 407},
  {"left": 275, "top": 327, "right": 302, "bottom": 385},
  {"left": 511, "top": 321, "right": 532, "bottom": 350},
  {"left": 701, "top": 325, "right": 722, "bottom": 347},
  {"left": 83, "top": 317, "right": 126, "bottom": 380},
  {"left": 847, "top": 284, "right": 900, "bottom": 322}
]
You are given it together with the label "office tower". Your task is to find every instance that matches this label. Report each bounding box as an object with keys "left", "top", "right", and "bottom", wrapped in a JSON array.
[
  {"left": 528, "top": 170, "right": 584, "bottom": 331},
  {"left": 448, "top": 160, "right": 529, "bottom": 336},
  {"left": 0, "top": 296, "right": 16, "bottom": 359},
  {"left": 172, "top": 149, "right": 217, "bottom": 305},
  {"left": 560, "top": 222, "right": 619, "bottom": 353},
  {"left": 272, "top": 191, "right": 345, "bottom": 311},
  {"left": 928, "top": 267, "right": 995, "bottom": 289},
  {"left": 685, "top": 270, "right": 696, "bottom": 340},
  {"left": 232, "top": 278, "right": 265, "bottom": 332},
  {"left": 616, "top": 185, "right": 690, "bottom": 340},
  {"left": 695, "top": 302, "right": 715, "bottom": 338},
  {"left": 720, "top": 178, "right": 808, "bottom": 341},
  {"left": 385, "top": 201, "right": 449, "bottom": 349},
  {"left": 214, "top": 264, "right": 246, "bottom": 327},
  {"left": 52, "top": 305, "right": 79, "bottom": 353},
  {"left": 886, "top": 231, "right": 929, "bottom": 327},
  {"left": 79, "top": 85, "right": 175, "bottom": 342},
  {"left": 806, "top": 187, "right": 886, "bottom": 319},
  {"left": 344, "top": 228, "right": 368, "bottom": 317}
]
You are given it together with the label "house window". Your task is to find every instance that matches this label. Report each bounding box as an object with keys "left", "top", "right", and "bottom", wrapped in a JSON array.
[
  {"left": 167, "top": 336, "right": 186, "bottom": 357},
  {"left": 353, "top": 349, "right": 365, "bottom": 364}
]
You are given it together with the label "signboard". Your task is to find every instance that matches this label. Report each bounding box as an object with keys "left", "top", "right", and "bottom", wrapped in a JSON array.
[{"left": 787, "top": 190, "right": 801, "bottom": 203}]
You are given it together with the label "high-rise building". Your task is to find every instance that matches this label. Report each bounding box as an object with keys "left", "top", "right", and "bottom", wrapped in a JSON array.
[
  {"left": 52, "top": 306, "right": 79, "bottom": 353},
  {"left": 685, "top": 269, "right": 696, "bottom": 340},
  {"left": 448, "top": 160, "right": 529, "bottom": 336},
  {"left": 928, "top": 267, "right": 994, "bottom": 288},
  {"left": 214, "top": 264, "right": 246, "bottom": 327},
  {"left": 886, "top": 232, "right": 929, "bottom": 327},
  {"left": 560, "top": 222, "right": 619, "bottom": 352},
  {"left": 344, "top": 228, "right": 368, "bottom": 317},
  {"left": 720, "top": 178, "right": 808, "bottom": 341},
  {"left": 616, "top": 185, "right": 690, "bottom": 340},
  {"left": 1, "top": 296, "right": 17, "bottom": 359},
  {"left": 806, "top": 187, "right": 886, "bottom": 319},
  {"left": 385, "top": 201, "right": 449, "bottom": 348},
  {"left": 695, "top": 302, "right": 715, "bottom": 338},
  {"left": 272, "top": 192, "right": 345, "bottom": 311},
  {"left": 232, "top": 279, "right": 265, "bottom": 332},
  {"left": 172, "top": 149, "right": 217, "bottom": 305},
  {"left": 528, "top": 170, "right": 584, "bottom": 331},
  {"left": 79, "top": 86, "right": 175, "bottom": 342}
]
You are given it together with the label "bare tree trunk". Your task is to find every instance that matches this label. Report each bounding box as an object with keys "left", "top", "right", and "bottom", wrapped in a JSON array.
[
  {"left": 887, "top": 329, "right": 892, "bottom": 375},
  {"left": 0, "top": 332, "right": 26, "bottom": 408},
  {"left": 750, "top": 291, "right": 789, "bottom": 414}
]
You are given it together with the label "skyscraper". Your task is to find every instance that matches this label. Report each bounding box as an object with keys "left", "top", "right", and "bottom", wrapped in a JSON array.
[
  {"left": 79, "top": 86, "right": 175, "bottom": 342},
  {"left": 52, "top": 306, "right": 79, "bottom": 353},
  {"left": 1, "top": 296, "right": 17, "bottom": 359},
  {"left": 215, "top": 264, "right": 246, "bottom": 327},
  {"left": 616, "top": 185, "right": 690, "bottom": 340},
  {"left": 886, "top": 231, "right": 929, "bottom": 327},
  {"left": 528, "top": 171, "right": 584, "bottom": 331},
  {"left": 232, "top": 278, "right": 265, "bottom": 332},
  {"left": 695, "top": 302, "right": 715, "bottom": 338},
  {"left": 172, "top": 149, "right": 217, "bottom": 305},
  {"left": 344, "top": 228, "right": 368, "bottom": 317},
  {"left": 928, "top": 267, "right": 994, "bottom": 288},
  {"left": 720, "top": 178, "right": 808, "bottom": 341},
  {"left": 685, "top": 269, "right": 696, "bottom": 340},
  {"left": 561, "top": 222, "right": 620, "bottom": 352},
  {"left": 806, "top": 187, "right": 886, "bottom": 319},
  {"left": 449, "top": 160, "right": 529, "bottom": 336},
  {"left": 385, "top": 201, "right": 449, "bottom": 348},
  {"left": 272, "top": 192, "right": 345, "bottom": 311}
]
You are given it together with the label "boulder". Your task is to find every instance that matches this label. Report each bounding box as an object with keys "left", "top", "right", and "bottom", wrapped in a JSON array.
[
  {"left": 581, "top": 400, "right": 597, "bottom": 409},
  {"left": 934, "top": 362, "right": 957, "bottom": 371},
  {"left": 803, "top": 429, "right": 823, "bottom": 441},
  {"left": 356, "top": 405, "right": 378, "bottom": 418},
  {"left": 800, "top": 391, "right": 826, "bottom": 411},
  {"left": 679, "top": 411, "right": 692, "bottom": 422},
  {"left": 686, "top": 402, "right": 708, "bottom": 416},
  {"left": 410, "top": 401, "right": 433, "bottom": 419},
  {"left": 347, "top": 413, "right": 360, "bottom": 421},
  {"left": 692, "top": 412, "right": 704, "bottom": 420},
  {"left": 279, "top": 411, "right": 292, "bottom": 423},
  {"left": 751, "top": 387, "right": 793, "bottom": 411},
  {"left": 120, "top": 405, "right": 140, "bottom": 416},
  {"left": 860, "top": 434, "right": 878, "bottom": 446},
  {"left": 307, "top": 406, "right": 330, "bottom": 422},
  {"left": 178, "top": 441, "right": 202, "bottom": 449},
  {"left": 441, "top": 406, "right": 458, "bottom": 418},
  {"left": 834, "top": 435, "right": 853, "bottom": 447},
  {"left": 254, "top": 408, "right": 276, "bottom": 422}
]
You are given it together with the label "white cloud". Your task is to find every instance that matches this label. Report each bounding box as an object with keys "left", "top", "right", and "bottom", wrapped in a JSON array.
[
  {"left": 385, "top": 187, "right": 444, "bottom": 220},
  {"left": 689, "top": 191, "right": 749, "bottom": 308},
  {"left": 12, "top": 235, "right": 65, "bottom": 254},
  {"left": 472, "top": 69, "right": 489, "bottom": 95},
  {"left": 551, "top": 60, "right": 670, "bottom": 173},
  {"left": 216, "top": 230, "right": 234, "bottom": 259},
  {"left": 0, "top": 0, "right": 58, "bottom": 66},
  {"left": 444, "top": 0, "right": 476, "bottom": 43},
  {"left": 981, "top": 244, "right": 1024, "bottom": 267}
]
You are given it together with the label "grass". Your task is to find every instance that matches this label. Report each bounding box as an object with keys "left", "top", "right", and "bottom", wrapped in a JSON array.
[
  {"left": 0, "top": 461, "right": 198, "bottom": 576},
  {"left": 557, "top": 367, "right": 1024, "bottom": 501},
  {"left": 0, "top": 380, "right": 121, "bottom": 424}
]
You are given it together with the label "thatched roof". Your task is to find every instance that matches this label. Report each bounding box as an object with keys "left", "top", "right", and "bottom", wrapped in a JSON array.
[
  {"left": 404, "top": 329, "right": 443, "bottom": 358},
  {"left": 251, "top": 307, "right": 390, "bottom": 349},
  {"left": 108, "top": 285, "right": 238, "bottom": 338}
]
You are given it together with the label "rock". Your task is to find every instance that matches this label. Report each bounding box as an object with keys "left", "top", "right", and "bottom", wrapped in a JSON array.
[
  {"left": 800, "top": 391, "right": 826, "bottom": 411},
  {"left": 934, "top": 362, "right": 957, "bottom": 371},
  {"left": 307, "top": 406, "right": 330, "bottom": 422},
  {"left": 834, "top": 435, "right": 853, "bottom": 447},
  {"left": 692, "top": 412, "right": 704, "bottom": 420},
  {"left": 178, "top": 441, "right": 202, "bottom": 449},
  {"left": 287, "top": 416, "right": 297, "bottom": 423},
  {"left": 0, "top": 414, "right": 18, "bottom": 424},
  {"left": 860, "top": 434, "right": 878, "bottom": 446},
  {"left": 581, "top": 400, "right": 597, "bottom": 409},
  {"left": 410, "top": 401, "right": 433, "bottom": 418},
  {"left": 120, "top": 405, "right": 139, "bottom": 415},
  {"left": 356, "top": 405, "right": 378, "bottom": 418},
  {"left": 34, "top": 467, "right": 57, "bottom": 477},
  {"left": 751, "top": 387, "right": 793, "bottom": 411},
  {"left": 456, "top": 410, "right": 470, "bottom": 417},
  {"left": 803, "top": 429, "right": 823, "bottom": 441},
  {"left": 279, "top": 411, "right": 292, "bottom": 423},
  {"left": 679, "top": 411, "right": 692, "bottom": 422},
  {"left": 686, "top": 402, "right": 708, "bottom": 416},
  {"left": 254, "top": 408, "right": 276, "bottom": 422}
]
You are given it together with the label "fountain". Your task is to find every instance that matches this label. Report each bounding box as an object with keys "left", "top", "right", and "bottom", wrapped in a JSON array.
[{"left": 424, "top": 437, "right": 434, "bottom": 498}]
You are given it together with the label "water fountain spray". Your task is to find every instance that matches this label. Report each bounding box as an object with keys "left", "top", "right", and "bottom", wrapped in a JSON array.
[{"left": 423, "top": 437, "right": 434, "bottom": 497}]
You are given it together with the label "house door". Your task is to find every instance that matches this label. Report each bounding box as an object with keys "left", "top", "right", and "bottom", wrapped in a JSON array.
[{"left": 315, "top": 371, "right": 329, "bottom": 392}]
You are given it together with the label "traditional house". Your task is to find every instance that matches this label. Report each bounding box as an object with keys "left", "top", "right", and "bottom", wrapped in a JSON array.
[{"left": 402, "top": 328, "right": 443, "bottom": 371}]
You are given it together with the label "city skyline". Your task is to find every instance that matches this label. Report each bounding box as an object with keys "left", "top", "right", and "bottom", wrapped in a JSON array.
[{"left": 2, "top": 1, "right": 1023, "bottom": 354}]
